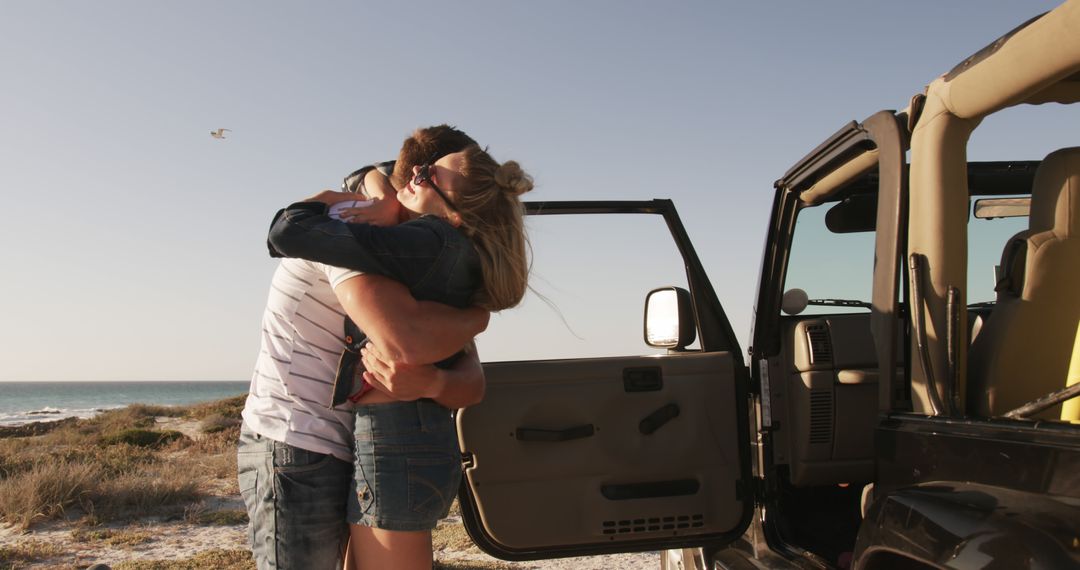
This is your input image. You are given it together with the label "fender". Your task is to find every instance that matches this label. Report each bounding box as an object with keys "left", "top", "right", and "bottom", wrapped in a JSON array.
[{"left": 853, "top": 482, "right": 1080, "bottom": 569}]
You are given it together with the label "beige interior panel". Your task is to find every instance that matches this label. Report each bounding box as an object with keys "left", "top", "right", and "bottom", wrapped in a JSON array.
[
  {"left": 457, "top": 352, "right": 744, "bottom": 551},
  {"left": 800, "top": 148, "right": 880, "bottom": 206},
  {"left": 908, "top": 106, "right": 978, "bottom": 414},
  {"left": 783, "top": 315, "right": 893, "bottom": 486},
  {"left": 792, "top": 317, "right": 882, "bottom": 372}
]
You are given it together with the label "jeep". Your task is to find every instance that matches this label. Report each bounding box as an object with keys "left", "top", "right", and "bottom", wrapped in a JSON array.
[{"left": 454, "top": 2, "right": 1080, "bottom": 568}]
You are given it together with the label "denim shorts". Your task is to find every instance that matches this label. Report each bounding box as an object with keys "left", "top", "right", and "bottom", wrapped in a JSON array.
[
  {"left": 237, "top": 426, "right": 352, "bottom": 569},
  {"left": 347, "top": 399, "right": 462, "bottom": 531}
]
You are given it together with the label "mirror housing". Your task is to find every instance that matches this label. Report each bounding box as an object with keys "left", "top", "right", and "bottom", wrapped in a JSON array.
[
  {"left": 644, "top": 287, "right": 697, "bottom": 350},
  {"left": 825, "top": 194, "right": 877, "bottom": 233},
  {"left": 973, "top": 197, "right": 1030, "bottom": 219}
]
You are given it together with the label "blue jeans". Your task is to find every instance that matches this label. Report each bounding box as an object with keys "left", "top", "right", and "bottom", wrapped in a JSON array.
[
  {"left": 237, "top": 427, "right": 352, "bottom": 569},
  {"left": 347, "top": 399, "right": 462, "bottom": 531}
]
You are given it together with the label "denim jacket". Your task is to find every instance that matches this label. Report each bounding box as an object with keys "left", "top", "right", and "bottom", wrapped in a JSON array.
[
  {"left": 267, "top": 201, "right": 481, "bottom": 405},
  {"left": 268, "top": 201, "right": 480, "bottom": 307}
]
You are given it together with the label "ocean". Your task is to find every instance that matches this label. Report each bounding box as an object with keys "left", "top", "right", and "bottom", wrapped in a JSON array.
[{"left": 0, "top": 381, "right": 250, "bottom": 426}]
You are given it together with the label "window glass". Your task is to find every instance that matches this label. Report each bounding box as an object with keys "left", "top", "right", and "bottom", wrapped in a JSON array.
[
  {"left": 782, "top": 202, "right": 875, "bottom": 316},
  {"left": 478, "top": 212, "right": 696, "bottom": 362},
  {"left": 966, "top": 104, "right": 1073, "bottom": 308},
  {"left": 967, "top": 197, "right": 1028, "bottom": 306}
]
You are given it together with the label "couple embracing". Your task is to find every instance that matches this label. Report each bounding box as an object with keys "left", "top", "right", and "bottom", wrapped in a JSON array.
[{"left": 238, "top": 125, "right": 533, "bottom": 569}]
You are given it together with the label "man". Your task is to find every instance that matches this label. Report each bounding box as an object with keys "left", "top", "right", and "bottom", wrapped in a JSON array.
[
  {"left": 238, "top": 258, "right": 486, "bottom": 570},
  {"left": 240, "top": 125, "right": 485, "bottom": 569}
]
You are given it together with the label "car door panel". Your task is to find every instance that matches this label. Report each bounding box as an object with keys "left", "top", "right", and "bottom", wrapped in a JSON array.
[{"left": 457, "top": 351, "right": 749, "bottom": 558}]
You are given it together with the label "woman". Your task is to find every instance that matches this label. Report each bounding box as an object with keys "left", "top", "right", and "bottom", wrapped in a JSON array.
[
  {"left": 240, "top": 126, "right": 491, "bottom": 570},
  {"left": 268, "top": 142, "right": 533, "bottom": 569}
]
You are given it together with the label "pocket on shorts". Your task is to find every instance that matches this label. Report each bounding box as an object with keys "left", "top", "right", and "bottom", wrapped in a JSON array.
[
  {"left": 407, "top": 455, "right": 460, "bottom": 521},
  {"left": 238, "top": 468, "right": 258, "bottom": 496},
  {"left": 275, "top": 447, "right": 338, "bottom": 474}
]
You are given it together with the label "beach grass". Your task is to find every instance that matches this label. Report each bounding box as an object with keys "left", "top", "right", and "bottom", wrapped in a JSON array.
[
  {"left": 0, "top": 396, "right": 246, "bottom": 530},
  {"left": 71, "top": 527, "right": 155, "bottom": 547},
  {"left": 0, "top": 538, "right": 65, "bottom": 568},
  {"left": 113, "top": 548, "right": 256, "bottom": 570}
]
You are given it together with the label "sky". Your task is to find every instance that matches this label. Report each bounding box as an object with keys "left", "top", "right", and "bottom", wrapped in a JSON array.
[{"left": 0, "top": 0, "right": 1068, "bottom": 382}]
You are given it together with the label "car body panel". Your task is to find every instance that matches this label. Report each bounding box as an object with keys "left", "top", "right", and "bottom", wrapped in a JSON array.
[{"left": 857, "top": 482, "right": 1080, "bottom": 569}]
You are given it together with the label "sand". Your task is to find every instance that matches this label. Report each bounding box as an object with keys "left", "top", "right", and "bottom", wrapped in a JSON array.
[{"left": 0, "top": 518, "right": 657, "bottom": 569}]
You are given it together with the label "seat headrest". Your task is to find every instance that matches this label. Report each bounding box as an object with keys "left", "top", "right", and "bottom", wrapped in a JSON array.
[{"left": 1030, "top": 147, "right": 1080, "bottom": 237}]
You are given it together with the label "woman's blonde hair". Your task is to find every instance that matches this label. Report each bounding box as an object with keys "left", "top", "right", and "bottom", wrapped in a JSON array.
[{"left": 452, "top": 145, "right": 533, "bottom": 311}]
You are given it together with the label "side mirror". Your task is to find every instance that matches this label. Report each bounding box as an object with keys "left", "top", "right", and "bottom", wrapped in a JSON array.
[{"left": 644, "top": 287, "right": 697, "bottom": 350}]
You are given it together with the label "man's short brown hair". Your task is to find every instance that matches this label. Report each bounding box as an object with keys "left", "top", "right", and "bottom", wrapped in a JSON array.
[{"left": 391, "top": 125, "right": 478, "bottom": 189}]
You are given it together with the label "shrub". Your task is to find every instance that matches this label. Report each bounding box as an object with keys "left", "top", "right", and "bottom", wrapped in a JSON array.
[
  {"left": 0, "top": 539, "right": 64, "bottom": 568},
  {"left": 114, "top": 548, "right": 255, "bottom": 570},
  {"left": 0, "top": 460, "right": 101, "bottom": 529},
  {"left": 88, "top": 462, "right": 203, "bottom": 521},
  {"left": 0, "top": 444, "right": 32, "bottom": 479},
  {"left": 200, "top": 413, "right": 241, "bottom": 434},
  {"left": 88, "top": 407, "right": 160, "bottom": 432},
  {"left": 71, "top": 527, "right": 154, "bottom": 547},
  {"left": 127, "top": 403, "right": 185, "bottom": 418},
  {"left": 187, "top": 395, "right": 246, "bottom": 421},
  {"left": 194, "top": 509, "right": 248, "bottom": 526},
  {"left": 87, "top": 444, "right": 158, "bottom": 476},
  {"left": 102, "top": 429, "right": 185, "bottom": 448},
  {"left": 192, "top": 448, "right": 238, "bottom": 483}
]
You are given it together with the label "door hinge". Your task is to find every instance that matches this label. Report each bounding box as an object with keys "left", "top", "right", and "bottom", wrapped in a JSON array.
[{"left": 758, "top": 358, "right": 773, "bottom": 429}]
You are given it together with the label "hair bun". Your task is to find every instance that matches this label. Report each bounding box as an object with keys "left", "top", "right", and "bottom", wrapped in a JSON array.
[{"left": 494, "top": 161, "right": 534, "bottom": 197}]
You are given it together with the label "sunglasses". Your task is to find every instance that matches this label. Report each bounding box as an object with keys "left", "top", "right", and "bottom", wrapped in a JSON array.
[{"left": 413, "top": 154, "right": 457, "bottom": 211}]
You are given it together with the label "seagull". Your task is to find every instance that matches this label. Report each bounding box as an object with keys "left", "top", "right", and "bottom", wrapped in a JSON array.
[{"left": 210, "top": 128, "right": 231, "bottom": 139}]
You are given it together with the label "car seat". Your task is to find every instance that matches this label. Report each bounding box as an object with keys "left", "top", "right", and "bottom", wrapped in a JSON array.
[{"left": 967, "top": 147, "right": 1080, "bottom": 418}]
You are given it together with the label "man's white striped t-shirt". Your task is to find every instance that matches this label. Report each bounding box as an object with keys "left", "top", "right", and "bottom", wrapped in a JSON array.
[{"left": 241, "top": 258, "right": 360, "bottom": 461}]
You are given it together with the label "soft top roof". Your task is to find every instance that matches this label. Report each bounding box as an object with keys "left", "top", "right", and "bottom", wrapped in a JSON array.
[{"left": 933, "top": 0, "right": 1080, "bottom": 120}]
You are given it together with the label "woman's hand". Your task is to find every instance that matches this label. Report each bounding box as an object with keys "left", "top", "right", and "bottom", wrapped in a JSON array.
[
  {"left": 302, "top": 189, "right": 359, "bottom": 205},
  {"left": 360, "top": 342, "right": 441, "bottom": 401}
]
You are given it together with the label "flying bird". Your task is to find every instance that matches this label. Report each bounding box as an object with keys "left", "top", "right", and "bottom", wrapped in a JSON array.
[{"left": 210, "top": 128, "right": 231, "bottom": 139}]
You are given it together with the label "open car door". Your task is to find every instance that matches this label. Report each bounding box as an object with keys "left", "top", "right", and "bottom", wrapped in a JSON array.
[{"left": 456, "top": 200, "right": 754, "bottom": 560}]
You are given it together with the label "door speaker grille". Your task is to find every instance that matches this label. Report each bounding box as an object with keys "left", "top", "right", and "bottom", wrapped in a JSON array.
[
  {"left": 602, "top": 513, "right": 704, "bottom": 535},
  {"left": 809, "top": 389, "right": 833, "bottom": 444}
]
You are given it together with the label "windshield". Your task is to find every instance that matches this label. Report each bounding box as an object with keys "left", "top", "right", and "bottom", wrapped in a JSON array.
[
  {"left": 781, "top": 187, "right": 1030, "bottom": 318},
  {"left": 783, "top": 201, "right": 875, "bottom": 315}
]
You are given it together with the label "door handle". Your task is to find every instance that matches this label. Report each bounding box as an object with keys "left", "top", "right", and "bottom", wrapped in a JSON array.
[
  {"left": 515, "top": 424, "right": 595, "bottom": 442},
  {"left": 639, "top": 403, "right": 680, "bottom": 435}
]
